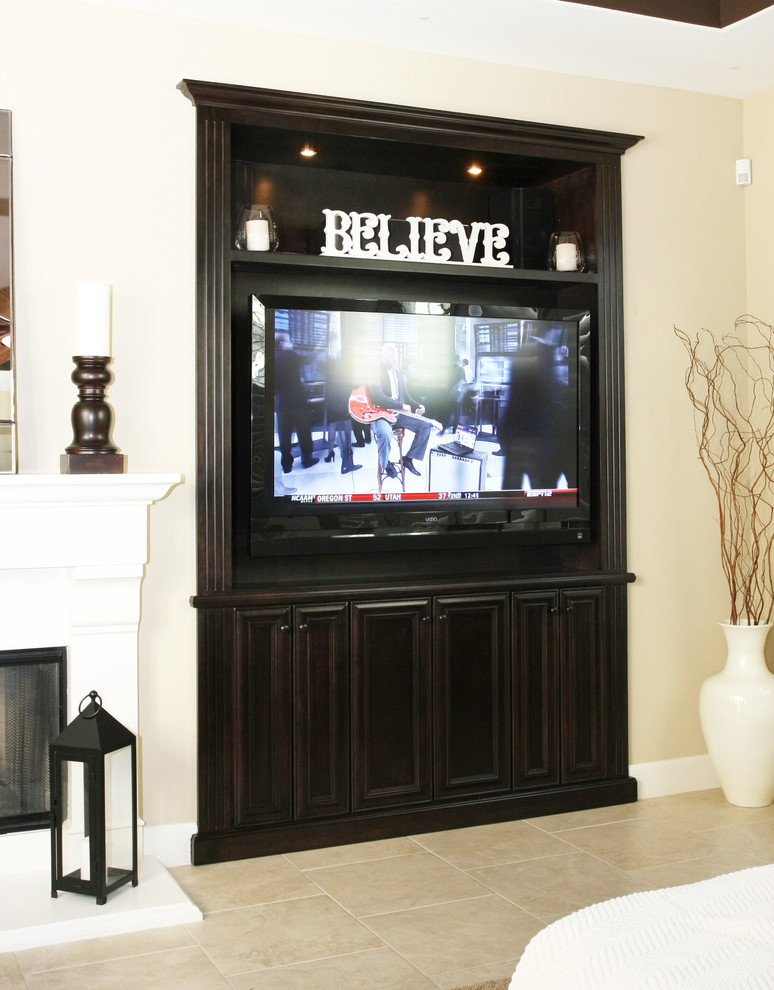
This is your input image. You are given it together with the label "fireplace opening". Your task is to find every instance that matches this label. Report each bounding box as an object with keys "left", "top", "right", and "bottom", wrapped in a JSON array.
[{"left": 0, "top": 647, "right": 66, "bottom": 834}]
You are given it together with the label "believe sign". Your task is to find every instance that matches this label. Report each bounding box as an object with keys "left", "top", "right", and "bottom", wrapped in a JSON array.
[{"left": 319, "top": 209, "right": 512, "bottom": 268}]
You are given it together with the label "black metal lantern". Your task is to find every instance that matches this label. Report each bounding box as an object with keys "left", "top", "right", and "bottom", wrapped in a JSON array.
[{"left": 49, "top": 691, "right": 138, "bottom": 905}]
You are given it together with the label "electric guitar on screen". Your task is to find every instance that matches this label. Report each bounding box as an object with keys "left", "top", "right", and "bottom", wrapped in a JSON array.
[{"left": 348, "top": 386, "right": 443, "bottom": 432}]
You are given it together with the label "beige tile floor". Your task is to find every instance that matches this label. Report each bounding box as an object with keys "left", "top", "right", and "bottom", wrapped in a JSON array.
[{"left": 3, "top": 788, "right": 774, "bottom": 989}]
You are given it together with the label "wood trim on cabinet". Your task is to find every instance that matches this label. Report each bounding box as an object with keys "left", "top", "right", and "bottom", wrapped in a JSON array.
[
  {"left": 179, "top": 80, "right": 642, "bottom": 159},
  {"left": 195, "top": 110, "right": 232, "bottom": 593}
]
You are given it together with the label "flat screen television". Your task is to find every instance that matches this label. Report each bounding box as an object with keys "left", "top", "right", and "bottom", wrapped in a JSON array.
[{"left": 248, "top": 293, "right": 591, "bottom": 555}]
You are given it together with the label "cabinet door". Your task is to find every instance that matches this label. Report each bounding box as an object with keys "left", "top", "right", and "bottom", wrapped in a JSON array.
[
  {"left": 434, "top": 594, "right": 510, "bottom": 798},
  {"left": 559, "top": 587, "right": 607, "bottom": 783},
  {"left": 233, "top": 606, "right": 292, "bottom": 826},
  {"left": 293, "top": 603, "right": 350, "bottom": 820},
  {"left": 512, "top": 591, "right": 560, "bottom": 788},
  {"left": 351, "top": 600, "right": 432, "bottom": 811}
]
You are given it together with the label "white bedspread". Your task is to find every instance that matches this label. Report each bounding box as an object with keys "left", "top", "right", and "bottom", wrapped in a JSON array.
[{"left": 509, "top": 864, "right": 774, "bottom": 989}]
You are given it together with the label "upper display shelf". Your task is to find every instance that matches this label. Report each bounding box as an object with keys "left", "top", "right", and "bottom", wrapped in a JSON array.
[
  {"left": 179, "top": 80, "right": 641, "bottom": 277},
  {"left": 230, "top": 249, "right": 601, "bottom": 284},
  {"left": 231, "top": 151, "right": 600, "bottom": 270}
]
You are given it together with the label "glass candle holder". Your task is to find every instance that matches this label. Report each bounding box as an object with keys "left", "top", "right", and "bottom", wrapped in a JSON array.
[
  {"left": 547, "top": 231, "right": 585, "bottom": 272},
  {"left": 235, "top": 205, "right": 279, "bottom": 252}
]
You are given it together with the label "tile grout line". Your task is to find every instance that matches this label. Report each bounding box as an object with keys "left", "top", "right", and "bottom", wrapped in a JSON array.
[
  {"left": 15, "top": 942, "right": 204, "bottom": 980},
  {"left": 7, "top": 793, "right": 768, "bottom": 987},
  {"left": 295, "top": 848, "right": 516, "bottom": 985}
]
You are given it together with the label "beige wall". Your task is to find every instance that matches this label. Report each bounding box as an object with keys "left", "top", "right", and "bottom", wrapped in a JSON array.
[
  {"left": 744, "top": 88, "right": 774, "bottom": 317},
  {"left": 2, "top": 0, "right": 758, "bottom": 826}
]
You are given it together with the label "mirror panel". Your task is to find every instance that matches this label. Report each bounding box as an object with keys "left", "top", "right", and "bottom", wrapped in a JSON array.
[{"left": 0, "top": 109, "right": 15, "bottom": 472}]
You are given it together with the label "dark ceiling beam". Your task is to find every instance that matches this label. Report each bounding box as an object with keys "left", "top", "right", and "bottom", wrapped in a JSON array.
[{"left": 558, "top": 0, "right": 774, "bottom": 27}]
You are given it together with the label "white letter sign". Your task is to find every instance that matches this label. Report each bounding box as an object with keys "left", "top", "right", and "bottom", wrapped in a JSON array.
[{"left": 320, "top": 209, "right": 512, "bottom": 268}]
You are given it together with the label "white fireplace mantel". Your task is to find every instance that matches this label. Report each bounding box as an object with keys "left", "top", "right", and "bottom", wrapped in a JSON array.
[
  {"left": 0, "top": 473, "right": 181, "bottom": 576},
  {"left": 0, "top": 474, "right": 182, "bottom": 728},
  {"left": 0, "top": 473, "right": 203, "bottom": 951},
  {"left": 0, "top": 474, "right": 180, "bottom": 506}
]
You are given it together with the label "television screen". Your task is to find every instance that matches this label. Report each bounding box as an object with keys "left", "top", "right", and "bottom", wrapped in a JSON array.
[{"left": 249, "top": 295, "right": 591, "bottom": 554}]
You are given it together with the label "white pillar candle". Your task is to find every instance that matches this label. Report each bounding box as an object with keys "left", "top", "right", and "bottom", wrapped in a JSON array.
[
  {"left": 76, "top": 282, "right": 112, "bottom": 356},
  {"left": 555, "top": 242, "right": 577, "bottom": 271},
  {"left": 246, "top": 218, "right": 271, "bottom": 251},
  {"left": 80, "top": 834, "right": 91, "bottom": 882}
]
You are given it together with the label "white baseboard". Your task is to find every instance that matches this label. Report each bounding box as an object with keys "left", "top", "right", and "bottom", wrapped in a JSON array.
[
  {"left": 124, "top": 765, "right": 721, "bottom": 863},
  {"left": 108, "top": 767, "right": 722, "bottom": 867},
  {"left": 0, "top": 761, "right": 718, "bottom": 879},
  {"left": 630, "top": 755, "right": 719, "bottom": 799},
  {"left": 0, "top": 763, "right": 719, "bottom": 882},
  {"left": 142, "top": 821, "right": 196, "bottom": 867}
]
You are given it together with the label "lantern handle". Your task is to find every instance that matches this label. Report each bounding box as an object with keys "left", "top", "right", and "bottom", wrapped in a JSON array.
[{"left": 79, "top": 690, "right": 102, "bottom": 718}]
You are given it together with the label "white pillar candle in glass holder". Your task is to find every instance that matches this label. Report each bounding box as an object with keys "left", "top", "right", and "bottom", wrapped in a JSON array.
[
  {"left": 548, "top": 231, "right": 584, "bottom": 273},
  {"left": 246, "top": 218, "right": 271, "bottom": 251},
  {"left": 555, "top": 242, "right": 577, "bottom": 270}
]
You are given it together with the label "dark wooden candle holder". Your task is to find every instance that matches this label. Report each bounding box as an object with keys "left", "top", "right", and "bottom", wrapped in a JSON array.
[{"left": 60, "top": 355, "right": 126, "bottom": 474}]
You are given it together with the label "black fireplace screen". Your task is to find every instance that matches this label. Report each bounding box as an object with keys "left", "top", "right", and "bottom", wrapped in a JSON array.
[{"left": 0, "top": 647, "right": 66, "bottom": 833}]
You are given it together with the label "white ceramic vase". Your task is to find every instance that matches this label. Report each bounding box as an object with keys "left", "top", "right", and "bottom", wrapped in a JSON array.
[{"left": 699, "top": 621, "right": 774, "bottom": 807}]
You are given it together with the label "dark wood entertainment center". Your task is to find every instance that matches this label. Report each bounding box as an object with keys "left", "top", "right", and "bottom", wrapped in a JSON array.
[{"left": 179, "top": 79, "right": 642, "bottom": 865}]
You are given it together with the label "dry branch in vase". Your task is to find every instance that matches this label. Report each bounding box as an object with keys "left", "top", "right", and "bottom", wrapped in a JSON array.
[{"left": 676, "top": 316, "right": 774, "bottom": 625}]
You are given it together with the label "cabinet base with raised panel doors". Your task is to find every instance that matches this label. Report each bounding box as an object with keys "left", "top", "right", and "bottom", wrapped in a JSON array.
[{"left": 191, "top": 574, "right": 634, "bottom": 864}]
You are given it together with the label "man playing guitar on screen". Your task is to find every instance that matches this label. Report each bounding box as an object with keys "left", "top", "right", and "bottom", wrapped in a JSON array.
[{"left": 364, "top": 342, "right": 434, "bottom": 479}]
